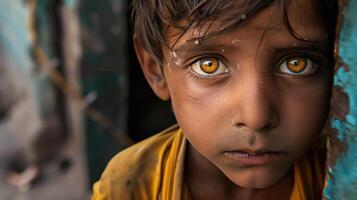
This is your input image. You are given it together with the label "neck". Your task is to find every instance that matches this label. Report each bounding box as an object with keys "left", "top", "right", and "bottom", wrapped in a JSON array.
[{"left": 184, "top": 142, "right": 294, "bottom": 200}]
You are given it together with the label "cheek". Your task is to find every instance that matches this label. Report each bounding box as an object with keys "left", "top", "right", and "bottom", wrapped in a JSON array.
[
  {"left": 280, "top": 79, "right": 330, "bottom": 151},
  {"left": 166, "top": 72, "right": 229, "bottom": 155}
]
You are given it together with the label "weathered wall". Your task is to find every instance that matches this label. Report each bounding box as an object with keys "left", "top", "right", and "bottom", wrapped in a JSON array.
[{"left": 325, "top": 0, "right": 357, "bottom": 199}]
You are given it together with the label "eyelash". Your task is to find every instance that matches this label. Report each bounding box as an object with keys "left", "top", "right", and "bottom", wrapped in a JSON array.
[{"left": 184, "top": 67, "right": 223, "bottom": 81}]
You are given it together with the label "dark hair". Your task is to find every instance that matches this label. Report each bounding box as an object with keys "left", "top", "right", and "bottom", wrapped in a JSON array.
[{"left": 132, "top": 0, "right": 337, "bottom": 66}]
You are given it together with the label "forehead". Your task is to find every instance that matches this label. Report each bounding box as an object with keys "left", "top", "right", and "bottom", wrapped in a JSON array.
[{"left": 166, "top": 0, "right": 325, "bottom": 52}]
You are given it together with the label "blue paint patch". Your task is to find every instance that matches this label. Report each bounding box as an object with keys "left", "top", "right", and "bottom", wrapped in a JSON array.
[
  {"left": 0, "top": 0, "right": 57, "bottom": 120},
  {"left": 0, "top": 0, "right": 33, "bottom": 78},
  {"left": 64, "top": 0, "right": 77, "bottom": 7},
  {"left": 324, "top": 0, "right": 357, "bottom": 199},
  {"left": 332, "top": 118, "right": 347, "bottom": 141}
]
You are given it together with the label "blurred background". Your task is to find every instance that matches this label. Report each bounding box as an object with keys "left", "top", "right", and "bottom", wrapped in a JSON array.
[{"left": 0, "top": 0, "right": 176, "bottom": 199}]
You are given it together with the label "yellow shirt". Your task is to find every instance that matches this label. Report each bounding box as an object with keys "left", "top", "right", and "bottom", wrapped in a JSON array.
[{"left": 92, "top": 125, "right": 325, "bottom": 200}]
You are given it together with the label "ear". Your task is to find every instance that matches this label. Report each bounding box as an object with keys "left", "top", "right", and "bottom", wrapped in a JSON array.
[{"left": 133, "top": 35, "right": 170, "bottom": 101}]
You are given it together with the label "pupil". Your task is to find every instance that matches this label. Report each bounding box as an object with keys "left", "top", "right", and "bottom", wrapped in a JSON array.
[{"left": 200, "top": 58, "right": 218, "bottom": 74}]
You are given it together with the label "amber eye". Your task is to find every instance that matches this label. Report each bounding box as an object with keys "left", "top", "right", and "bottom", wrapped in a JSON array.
[
  {"left": 278, "top": 56, "right": 317, "bottom": 76},
  {"left": 287, "top": 57, "right": 307, "bottom": 73},
  {"left": 200, "top": 58, "right": 219, "bottom": 74},
  {"left": 191, "top": 57, "right": 229, "bottom": 77}
]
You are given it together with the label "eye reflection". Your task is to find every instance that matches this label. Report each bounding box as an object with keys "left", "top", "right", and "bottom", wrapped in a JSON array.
[
  {"left": 278, "top": 56, "right": 317, "bottom": 76},
  {"left": 191, "top": 57, "right": 229, "bottom": 77}
]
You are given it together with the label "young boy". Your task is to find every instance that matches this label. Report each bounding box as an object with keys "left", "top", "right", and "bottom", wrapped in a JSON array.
[{"left": 92, "top": 0, "right": 337, "bottom": 199}]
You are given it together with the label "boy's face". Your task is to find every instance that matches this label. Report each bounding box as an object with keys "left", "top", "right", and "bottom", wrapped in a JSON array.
[{"left": 140, "top": 0, "right": 331, "bottom": 189}]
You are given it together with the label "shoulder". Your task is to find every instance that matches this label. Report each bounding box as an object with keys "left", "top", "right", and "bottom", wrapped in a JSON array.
[
  {"left": 104, "top": 125, "right": 179, "bottom": 177},
  {"left": 92, "top": 125, "right": 180, "bottom": 200},
  {"left": 113, "top": 124, "right": 179, "bottom": 161}
]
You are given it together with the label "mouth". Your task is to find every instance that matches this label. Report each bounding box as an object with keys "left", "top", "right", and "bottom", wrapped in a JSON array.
[{"left": 223, "top": 149, "right": 285, "bottom": 166}]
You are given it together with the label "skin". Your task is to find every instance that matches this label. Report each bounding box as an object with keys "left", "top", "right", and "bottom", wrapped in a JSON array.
[{"left": 135, "top": 0, "right": 332, "bottom": 199}]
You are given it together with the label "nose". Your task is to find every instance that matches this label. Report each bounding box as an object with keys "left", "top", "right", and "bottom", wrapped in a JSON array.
[{"left": 232, "top": 75, "right": 279, "bottom": 132}]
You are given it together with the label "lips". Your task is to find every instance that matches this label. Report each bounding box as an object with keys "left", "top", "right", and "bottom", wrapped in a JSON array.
[{"left": 223, "top": 150, "right": 285, "bottom": 166}]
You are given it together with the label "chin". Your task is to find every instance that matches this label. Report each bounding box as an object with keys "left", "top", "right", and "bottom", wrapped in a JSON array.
[
  {"left": 229, "top": 167, "right": 290, "bottom": 189},
  {"left": 235, "top": 177, "right": 278, "bottom": 189}
]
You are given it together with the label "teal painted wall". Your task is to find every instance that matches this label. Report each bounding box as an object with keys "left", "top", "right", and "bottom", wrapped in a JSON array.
[
  {"left": 325, "top": 0, "right": 357, "bottom": 199},
  {"left": 79, "top": 0, "right": 129, "bottom": 184}
]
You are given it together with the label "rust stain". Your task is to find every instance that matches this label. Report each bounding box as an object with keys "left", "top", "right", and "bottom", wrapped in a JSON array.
[
  {"left": 327, "top": 128, "right": 348, "bottom": 168},
  {"left": 331, "top": 86, "right": 350, "bottom": 121}
]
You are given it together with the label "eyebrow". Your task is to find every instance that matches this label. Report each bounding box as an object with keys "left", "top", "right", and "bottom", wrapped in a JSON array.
[
  {"left": 172, "top": 39, "right": 237, "bottom": 53},
  {"left": 172, "top": 37, "right": 328, "bottom": 57},
  {"left": 272, "top": 40, "right": 329, "bottom": 56}
]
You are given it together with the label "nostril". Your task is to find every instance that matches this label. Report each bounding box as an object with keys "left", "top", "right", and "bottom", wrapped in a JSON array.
[
  {"left": 235, "top": 123, "right": 245, "bottom": 128},
  {"left": 230, "top": 114, "right": 279, "bottom": 131},
  {"left": 231, "top": 119, "right": 245, "bottom": 128},
  {"left": 231, "top": 119, "right": 278, "bottom": 131}
]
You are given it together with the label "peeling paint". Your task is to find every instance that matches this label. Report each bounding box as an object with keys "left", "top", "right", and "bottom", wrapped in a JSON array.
[{"left": 324, "top": 0, "right": 357, "bottom": 199}]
